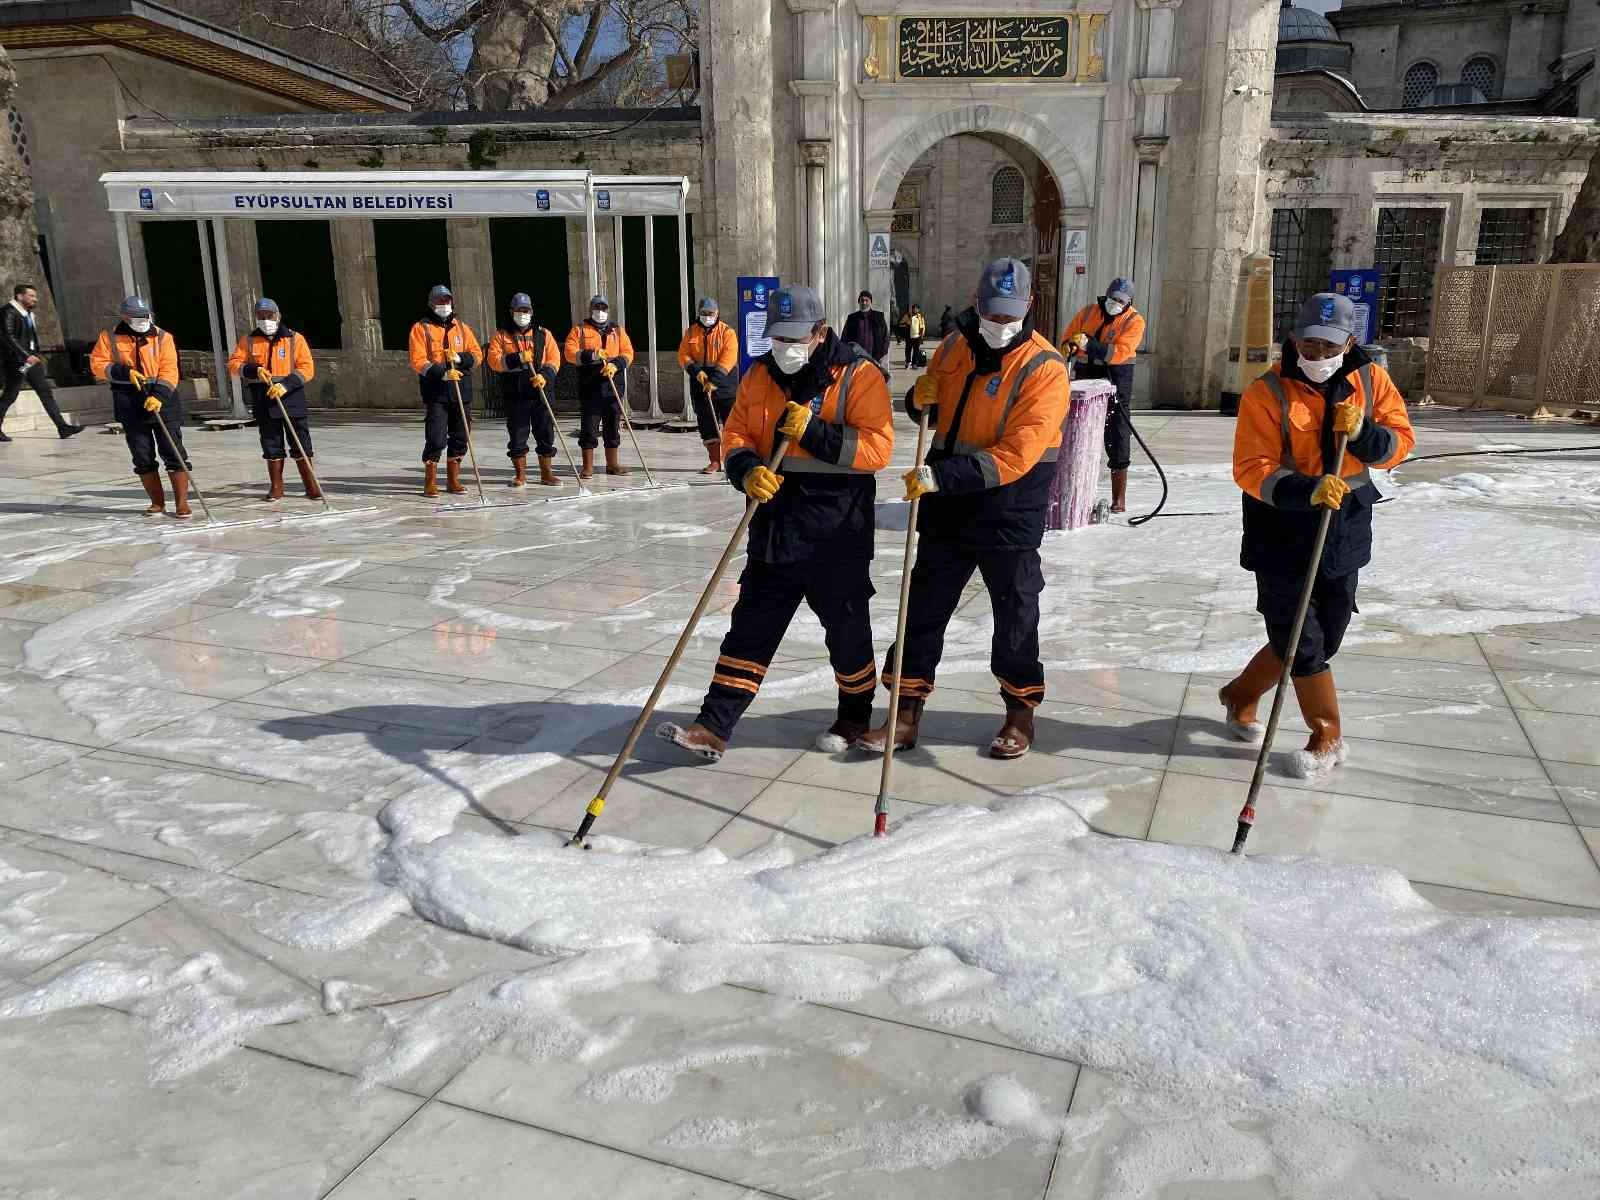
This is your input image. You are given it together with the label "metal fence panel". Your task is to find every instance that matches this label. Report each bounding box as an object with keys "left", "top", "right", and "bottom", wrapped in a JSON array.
[{"left": 1425, "top": 266, "right": 1488, "bottom": 398}]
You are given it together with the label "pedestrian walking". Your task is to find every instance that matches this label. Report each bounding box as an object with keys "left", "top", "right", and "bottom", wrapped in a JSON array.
[
  {"left": 842, "top": 290, "right": 889, "bottom": 368},
  {"left": 0, "top": 283, "right": 82, "bottom": 441},
  {"left": 903, "top": 304, "right": 926, "bottom": 369}
]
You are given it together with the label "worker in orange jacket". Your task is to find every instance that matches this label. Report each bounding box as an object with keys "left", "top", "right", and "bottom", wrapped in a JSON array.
[
  {"left": 89, "top": 295, "right": 190, "bottom": 519},
  {"left": 227, "top": 297, "right": 318, "bottom": 502},
  {"left": 858, "top": 257, "right": 1070, "bottom": 761},
  {"left": 487, "top": 292, "right": 563, "bottom": 488},
  {"left": 677, "top": 295, "right": 738, "bottom": 473},
  {"left": 658, "top": 285, "right": 894, "bottom": 762},
  {"left": 562, "top": 294, "right": 634, "bottom": 479},
  {"left": 1060, "top": 277, "right": 1145, "bottom": 513},
  {"left": 1223, "top": 291, "right": 1414, "bottom": 779},
  {"left": 408, "top": 284, "right": 482, "bottom": 497}
]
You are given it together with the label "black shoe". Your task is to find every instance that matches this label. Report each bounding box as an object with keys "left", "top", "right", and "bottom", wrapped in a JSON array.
[
  {"left": 0, "top": 430, "right": 10, "bottom": 442},
  {"left": 57, "top": 424, "right": 84, "bottom": 440}
]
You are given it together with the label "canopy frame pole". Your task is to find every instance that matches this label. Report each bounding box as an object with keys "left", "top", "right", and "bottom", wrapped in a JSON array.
[
  {"left": 584, "top": 178, "right": 599, "bottom": 299},
  {"left": 196, "top": 221, "right": 229, "bottom": 416},
  {"left": 210, "top": 218, "right": 244, "bottom": 418},
  {"left": 612, "top": 214, "right": 626, "bottom": 329},
  {"left": 677, "top": 187, "right": 691, "bottom": 419},
  {"left": 645, "top": 214, "right": 662, "bottom": 421},
  {"left": 114, "top": 212, "right": 136, "bottom": 296}
]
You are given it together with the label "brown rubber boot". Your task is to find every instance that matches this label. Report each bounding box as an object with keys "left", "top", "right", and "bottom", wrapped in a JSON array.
[
  {"left": 537, "top": 455, "right": 560, "bottom": 486},
  {"left": 168, "top": 470, "right": 192, "bottom": 520},
  {"left": 700, "top": 439, "right": 721, "bottom": 475},
  {"left": 605, "top": 446, "right": 629, "bottom": 476},
  {"left": 1219, "top": 644, "right": 1283, "bottom": 743},
  {"left": 509, "top": 455, "right": 528, "bottom": 489},
  {"left": 855, "top": 697, "right": 925, "bottom": 754},
  {"left": 579, "top": 448, "right": 595, "bottom": 480},
  {"left": 1288, "top": 670, "right": 1347, "bottom": 779},
  {"left": 1110, "top": 468, "right": 1128, "bottom": 514},
  {"left": 656, "top": 721, "right": 728, "bottom": 764},
  {"left": 990, "top": 705, "right": 1035, "bottom": 759},
  {"left": 446, "top": 457, "right": 468, "bottom": 494},
  {"left": 265, "top": 458, "right": 285, "bottom": 502},
  {"left": 423, "top": 461, "right": 440, "bottom": 497},
  {"left": 138, "top": 471, "right": 165, "bottom": 516},
  {"left": 294, "top": 457, "right": 322, "bottom": 500}
]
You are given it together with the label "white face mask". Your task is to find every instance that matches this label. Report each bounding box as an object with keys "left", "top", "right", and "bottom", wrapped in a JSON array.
[
  {"left": 1297, "top": 351, "right": 1345, "bottom": 384},
  {"left": 257, "top": 318, "right": 279, "bottom": 336},
  {"left": 978, "top": 316, "right": 1023, "bottom": 349},
  {"left": 591, "top": 309, "right": 608, "bottom": 325},
  {"left": 699, "top": 314, "right": 717, "bottom": 328},
  {"left": 432, "top": 305, "right": 453, "bottom": 319},
  {"left": 771, "top": 341, "right": 812, "bottom": 375},
  {"left": 512, "top": 312, "right": 532, "bottom": 328},
  {"left": 1103, "top": 299, "right": 1126, "bottom": 316},
  {"left": 127, "top": 317, "right": 152, "bottom": 334}
]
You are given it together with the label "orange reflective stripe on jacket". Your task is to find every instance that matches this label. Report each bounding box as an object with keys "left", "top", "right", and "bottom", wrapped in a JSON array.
[
  {"left": 1059, "top": 303, "right": 1145, "bottom": 366},
  {"left": 226, "top": 332, "right": 315, "bottom": 382},
  {"left": 676, "top": 322, "right": 737, "bottom": 373},
  {"left": 90, "top": 328, "right": 179, "bottom": 387},
  {"left": 407, "top": 319, "right": 482, "bottom": 375},
  {"left": 562, "top": 322, "right": 634, "bottom": 365},
  {"left": 487, "top": 327, "right": 560, "bottom": 374},
  {"left": 722, "top": 358, "right": 893, "bottom": 475},
  {"left": 1233, "top": 362, "right": 1415, "bottom": 504},
  {"left": 925, "top": 330, "right": 1070, "bottom": 487}
]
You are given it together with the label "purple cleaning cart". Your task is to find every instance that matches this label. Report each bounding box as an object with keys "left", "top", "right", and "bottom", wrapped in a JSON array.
[{"left": 1046, "top": 378, "right": 1117, "bottom": 531}]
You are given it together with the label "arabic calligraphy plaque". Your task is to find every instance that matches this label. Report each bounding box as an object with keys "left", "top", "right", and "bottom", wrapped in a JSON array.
[{"left": 897, "top": 16, "right": 1074, "bottom": 80}]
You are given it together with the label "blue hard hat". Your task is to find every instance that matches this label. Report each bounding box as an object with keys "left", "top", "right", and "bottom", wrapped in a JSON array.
[
  {"left": 509, "top": 292, "right": 532, "bottom": 310},
  {"left": 1106, "top": 278, "right": 1134, "bottom": 303},
  {"left": 254, "top": 297, "right": 279, "bottom": 314},
  {"left": 119, "top": 295, "right": 151, "bottom": 319},
  {"left": 428, "top": 284, "right": 453, "bottom": 303}
]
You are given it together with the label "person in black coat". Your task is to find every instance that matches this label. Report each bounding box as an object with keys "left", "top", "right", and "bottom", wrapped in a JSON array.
[
  {"left": 842, "top": 291, "right": 889, "bottom": 367},
  {"left": 0, "top": 283, "right": 82, "bottom": 441}
]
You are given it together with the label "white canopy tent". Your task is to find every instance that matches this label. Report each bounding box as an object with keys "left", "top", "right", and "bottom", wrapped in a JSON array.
[{"left": 100, "top": 170, "right": 693, "bottom": 420}]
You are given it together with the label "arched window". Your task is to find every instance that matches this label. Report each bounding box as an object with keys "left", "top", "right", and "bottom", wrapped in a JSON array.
[
  {"left": 1461, "top": 56, "right": 1499, "bottom": 101},
  {"left": 1402, "top": 61, "right": 1438, "bottom": 107},
  {"left": 991, "top": 166, "right": 1024, "bottom": 225}
]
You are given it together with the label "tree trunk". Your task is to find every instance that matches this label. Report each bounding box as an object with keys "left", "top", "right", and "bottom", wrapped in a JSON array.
[
  {"left": 0, "top": 46, "right": 63, "bottom": 349},
  {"left": 464, "top": 0, "right": 566, "bottom": 110},
  {"left": 1548, "top": 143, "right": 1600, "bottom": 263}
]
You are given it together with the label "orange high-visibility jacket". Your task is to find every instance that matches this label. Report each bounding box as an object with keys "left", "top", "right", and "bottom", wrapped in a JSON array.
[
  {"left": 227, "top": 330, "right": 315, "bottom": 388},
  {"left": 919, "top": 329, "right": 1070, "bottom": 490},
  {"left": 408, "top": 316, "right": 482, "bottom": 376},
  {"left": 1233, "top": 360, "right": 1413, "bottom": 504},
  {"left": 1060, "top": 303, "right": 1145, "bottom": 367},
  {"left": 723, "top": 351, "right": 893, "bottom": 475},
  {"left": 563, "top": 321, "right": 634, "bottom": 367},
  {"left": 487, "top": 326, "right": 561, "bottom": 376},
  {"left": 90, "top": 326, "right": 179, "bottom": 398},
  {"left": 676, "top": 321, "right": 737, "bottom": 374}
]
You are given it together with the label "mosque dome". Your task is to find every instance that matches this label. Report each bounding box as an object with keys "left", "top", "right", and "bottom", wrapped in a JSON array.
[{"left": 1276, "top": 0, "right": 1353, "bottom": 74}]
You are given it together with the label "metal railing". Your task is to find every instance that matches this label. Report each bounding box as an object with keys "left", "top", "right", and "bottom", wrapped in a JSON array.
[{"left": 1426, "top": 263, "right": 1600, "bottom": 412}]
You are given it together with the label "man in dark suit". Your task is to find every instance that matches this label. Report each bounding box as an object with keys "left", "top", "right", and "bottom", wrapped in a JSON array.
[
  {"left": 0, "top": 283, "right": 81, "bottom": 441},
  {"left": 842, "top": 290, "right": 889, "bottom": 368}
]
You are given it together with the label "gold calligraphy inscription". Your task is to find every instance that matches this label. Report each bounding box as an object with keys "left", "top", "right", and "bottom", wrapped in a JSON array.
[{"left": 897, "top": 16, "right": 1073, "bottom": 80}]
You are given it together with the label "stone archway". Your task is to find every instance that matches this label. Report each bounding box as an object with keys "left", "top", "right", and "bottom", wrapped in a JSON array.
[{"left": 865, "top": 103, "right": 1090, "bottom": 216}]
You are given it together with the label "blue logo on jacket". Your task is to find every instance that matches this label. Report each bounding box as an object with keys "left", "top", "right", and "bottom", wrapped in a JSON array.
[{"left": 986, "top": 377, "right": 1001, "bottom": 396}]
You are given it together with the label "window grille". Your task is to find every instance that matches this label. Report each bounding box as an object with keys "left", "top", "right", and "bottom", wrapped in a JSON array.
[
  {"left": 1374, "top": 207, "right": 1444, "bottom": 337},
  {"left": 991, "top": 167, "right": 1024, "bottom": 225},
  {"left": 1461, "top": 56, "right": 1498, "bottom": 101},
  {"left": 1269, "top": 209, "right": 1335, "bottom": 340},
  {"left": 1402, "top": 62, "right": 1438, "bottom": 107},
  {"left": 1475, "top": 208, "right": 1539, "bottom": 265}
]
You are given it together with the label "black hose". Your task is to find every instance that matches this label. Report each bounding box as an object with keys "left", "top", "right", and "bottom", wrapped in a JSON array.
[
  {"left": 1123, "top": 407, "right": 1167, "bottom": 527},
  {"left": 1403, "top": 444, "right": 1600, "bottom": 463}
]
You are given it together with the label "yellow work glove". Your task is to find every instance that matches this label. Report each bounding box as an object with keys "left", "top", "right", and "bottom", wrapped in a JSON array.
[
  {"left": 143, "top": 396, "right": 162, "bottom": 414},
  {"left": 266, "top": 383, "right": 287, "bottom": 401},
  {"left": 600, "top": 361, "right": 618, "bottom": 380},
  {"left": 696, "top": 370, "right": 711, "bottom": 390},
  {"left": 778, "top": 400, "right": 813, "bottom": 439},
  {"left": 1333, "top": 399, "right": 1364, "bottom": 439},
  {"left": 531, "top": 372, "right": 547, "bottom": 389},
  {"left": 519, "top": 349, "right": 535, "bottom": 365},
  {"left": 903, "top": 465, "right": 938, "bottom": 501},
  {"left": 447, "top": 349, "right": 460, "bottom": 365},
  {"left": 912, "top": 374, "right": 939, "bottom": 415},
  {"left": 444, "top": 368, "right": 464, "bottom": 382},
  {"left": 1311, "top": 474, "right": 1350, "bottom": 510},
  {"left": 256, "top": 367, "right": 272, "bottom": 384},
  {"left": 128, "top": 369, "right": 147, "bottom": 390},
  {"left": 744, "top": 465, "right": 783, "bottom": 503}
]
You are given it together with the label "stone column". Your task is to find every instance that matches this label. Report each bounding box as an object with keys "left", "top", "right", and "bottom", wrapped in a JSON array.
[
  {"left": 330, "top": 218, "right": 382, "bottom": 354},
  {"left": 701, "top": 0, "right": 778, "bottom": 307},
  {"left": 446, "top": 217, "right": 494, "bottom": 341},
  {"left": 801, "top": 139, "right": 830, "bottom": 296}
]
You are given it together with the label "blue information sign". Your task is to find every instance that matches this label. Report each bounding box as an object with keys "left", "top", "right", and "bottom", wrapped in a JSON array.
[
  {"left": 1330, "top": 268, "right": 1381, "bottom": 344},
  {"left": 736, "top": 275, "right": 780, "bottom": 376}
]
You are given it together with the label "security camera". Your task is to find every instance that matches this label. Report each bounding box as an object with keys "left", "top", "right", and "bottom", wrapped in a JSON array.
[{"left": 1232, "top": 84, "right": 1268, "bottom": 98}]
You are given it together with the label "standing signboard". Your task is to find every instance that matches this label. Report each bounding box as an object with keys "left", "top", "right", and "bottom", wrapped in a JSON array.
[
  {"left": 737, "top": 275, "right": 780, "bottom": 376},
  {"left": 1330, "top": 268, "right": 1380, "bottom": 344}
]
